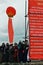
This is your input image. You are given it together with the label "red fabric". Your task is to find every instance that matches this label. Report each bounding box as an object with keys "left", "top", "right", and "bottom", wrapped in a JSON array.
[
  {"left": 28, "top": 0, "right": 43, "bottom": 60},
  {"left": 29, "top": 0, "right": 43, "bottom": 13},
  {"left": 8, "top": 18, "right": 14, "bottom": 44}
]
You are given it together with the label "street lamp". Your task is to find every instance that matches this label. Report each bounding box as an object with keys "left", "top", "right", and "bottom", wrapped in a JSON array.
[{"left": 25, "top": 0, "right": 28, "bottom": 42}]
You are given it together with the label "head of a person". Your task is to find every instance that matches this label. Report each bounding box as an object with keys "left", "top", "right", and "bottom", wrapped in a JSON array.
[
  {"left": 19, "top": 41, "right": 22, "bottom": 45},
  {"left": 2, "top": 42, "right": 5, "bottom": 47},
  {"left": 14, "top": 42, "right": 17, "bottom": 46},
  {"left": 6, "top": 43, "right": 9, "bottom": 47}
]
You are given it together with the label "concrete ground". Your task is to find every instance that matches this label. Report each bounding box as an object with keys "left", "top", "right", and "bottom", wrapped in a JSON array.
[{"left": 0, "top": 61, "right": 43, "bottom": 65}]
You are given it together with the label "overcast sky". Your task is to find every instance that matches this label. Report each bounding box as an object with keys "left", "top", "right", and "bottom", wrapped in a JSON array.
[{"left": 0, "top": 0, "right": 28, "bottom": 45}]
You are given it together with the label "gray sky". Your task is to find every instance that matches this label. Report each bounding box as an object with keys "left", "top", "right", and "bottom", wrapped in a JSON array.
[{"left": 0, "top": 0, "right": 28, "bottom": 45}]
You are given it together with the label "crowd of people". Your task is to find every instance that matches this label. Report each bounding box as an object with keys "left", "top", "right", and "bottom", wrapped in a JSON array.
[{"left": 0, "top": 40, "right": 29, "bottom": 63}]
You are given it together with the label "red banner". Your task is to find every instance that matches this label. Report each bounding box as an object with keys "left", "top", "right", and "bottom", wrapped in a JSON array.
[
  {"left": 8, "top": 18, "right": 14, "bottom": 44},
  {"left": 29, "top": 0, "right": 43, "bottom": 13},
  {"left": 28, "top": 0, "right": 43, "bottom": 60}
]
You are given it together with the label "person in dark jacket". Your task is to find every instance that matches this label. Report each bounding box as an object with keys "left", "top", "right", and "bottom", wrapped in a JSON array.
[
  {"left": 1, "top": 43, "right": 5, "bottom": 62},
  {"left": 22, "top": 40, "right": 29, "bottom": 62},
  {"left": 9, "top": 44, "right": 14, "bottom": 62},
  {"left": 18, "top": 41, "right": 23, "bottom": 62},
  {"left": 0, "top": 46, "right": 3, "bottom": 63},
  {"left": 5, "top": 43, "right": 9, "bottom": 62},
  {"left": 13, "top": 43, "right": 19, "bottom": 62}
]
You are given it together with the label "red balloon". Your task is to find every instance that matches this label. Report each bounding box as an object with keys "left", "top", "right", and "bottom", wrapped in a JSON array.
[{"left": 6, "top": 6, "right": 16, "bottom": 17}]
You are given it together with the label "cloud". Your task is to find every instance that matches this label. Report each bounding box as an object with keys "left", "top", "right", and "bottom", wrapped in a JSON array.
[{"left": 0, "top": 0, "right": 6, "bottom": 4}]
